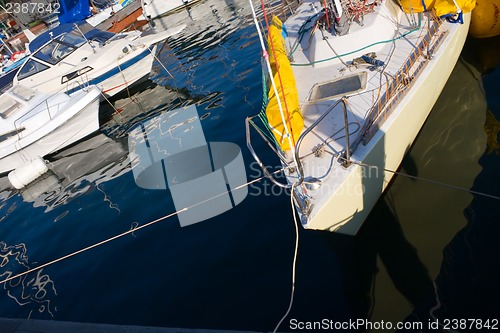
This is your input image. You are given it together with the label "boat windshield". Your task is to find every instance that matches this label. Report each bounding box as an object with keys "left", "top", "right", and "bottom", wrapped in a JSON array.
[
  {"left": 17, "top": 58, "right": 50, "bottom": 81},
  {"left": 33, "top": 32, "right": 87, "bottom": 65}
]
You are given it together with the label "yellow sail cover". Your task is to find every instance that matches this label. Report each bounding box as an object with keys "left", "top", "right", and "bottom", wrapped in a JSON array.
[
  {"left": 433, "top": 0, "right": 475, "bottom": 17},
  {"left": 399, "top": 0, "right": 475, "bottom": 16},
  {"left": 265, "top": 16, "right": 303, "bottom": 151},
  {"left": 399, "top": 0, "right": 436, "bottom": 13}
]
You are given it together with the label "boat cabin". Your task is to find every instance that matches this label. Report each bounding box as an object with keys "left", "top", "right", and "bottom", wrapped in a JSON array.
[{"left": 13, "top": 22, "right": 118, "bottom": 89}]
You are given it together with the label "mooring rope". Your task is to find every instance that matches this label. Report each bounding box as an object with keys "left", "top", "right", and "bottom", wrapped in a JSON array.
[
  {"left": 148, "top": 45, "right": 174, "bottom": 78},
  {"left": 273, "top": 182, "right": 299, "bottom": 333},
  {"left": 0, "top": 168, "right": 287, "bottom": 286}
]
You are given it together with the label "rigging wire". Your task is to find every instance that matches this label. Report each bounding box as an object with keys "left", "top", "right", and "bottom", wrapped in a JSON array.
[
  {"left": 148, "top": 46, "right": 174, "bottom": 78},
  {"left": 0, "top": 209, "right": 182, "bottom": 286},
  {"left": 291, "top": 25, "right": 420, "bottom": 66},
  {"left": 332, "top": 153, "right": 500, "bottom": 201}
]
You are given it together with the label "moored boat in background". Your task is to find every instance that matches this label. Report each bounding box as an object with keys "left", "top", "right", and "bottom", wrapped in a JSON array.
[
  {"left": 12, "top": 21, "right": 184, "bottom": 97},
  {"left": 0, "top": 84, "right": 102, "bottom": 175}
]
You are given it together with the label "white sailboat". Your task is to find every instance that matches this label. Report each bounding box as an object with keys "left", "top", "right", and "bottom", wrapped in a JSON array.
[{"left": 247, "top": 0, "right": 473, "bottom": 235}]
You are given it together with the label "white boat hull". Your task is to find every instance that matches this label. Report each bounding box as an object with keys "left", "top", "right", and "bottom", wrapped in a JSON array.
[
  {"left": 0, "top": 87, "right": 102, "bottom": 175},
  {"left": 92, "top": 45, "right": 156, "bottom": 97}
]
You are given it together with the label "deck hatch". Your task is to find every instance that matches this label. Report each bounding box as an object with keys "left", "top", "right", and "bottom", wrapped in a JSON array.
[{"left": 308, "top": 72, "right": 367, "bottom": 102}]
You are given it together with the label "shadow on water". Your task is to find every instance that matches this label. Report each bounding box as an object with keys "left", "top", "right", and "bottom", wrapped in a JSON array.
[
  {"left": 318, "top": 116, "right": 435, "bottom": 331},
  {"left": 320, "top": 186, "right": 434, "bottom": 330},
  {"left": 401, "top": 40, "right": 500, "bottom": 331},
  {"left": 360, "top": 196, "right": 435, "bottom": 310},
  {"left": 319, "top": 35, "right": 498, "bottom": 332}
]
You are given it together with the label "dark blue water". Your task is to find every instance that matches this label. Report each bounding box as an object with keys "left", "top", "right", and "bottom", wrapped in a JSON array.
[{"left": 1, "top": 1, "right": 499, "bottom": 331}]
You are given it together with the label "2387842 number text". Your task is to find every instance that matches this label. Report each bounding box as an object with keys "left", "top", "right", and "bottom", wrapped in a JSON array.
[{"left": 3, "top": 2, "right": 60, "bottom": 14}]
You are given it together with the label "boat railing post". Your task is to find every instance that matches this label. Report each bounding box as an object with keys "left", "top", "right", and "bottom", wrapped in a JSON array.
[
  {"left": 74, "top": 23, "right": 96, "bottom": 54},
  {"left": 426, "top": 13, "right": 433, "bottom": 60},
  {"left": 294, "top": 98, "right": 344, "bottom": 183},
  {"left": 341, "top": 97, "right": 351, "bottom": 167},
  {"left": 46, "top": 99, "right": 53, "bottom": 120}
]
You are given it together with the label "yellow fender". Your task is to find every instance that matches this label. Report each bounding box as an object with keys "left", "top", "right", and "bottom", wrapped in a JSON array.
[{"left": 470, "top": 0, "right": 500, "bottom": 38}]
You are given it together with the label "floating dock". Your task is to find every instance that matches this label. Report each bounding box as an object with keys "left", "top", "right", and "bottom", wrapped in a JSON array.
[{"left": 0, "top": 318, "right": 270, "bottom": 333}]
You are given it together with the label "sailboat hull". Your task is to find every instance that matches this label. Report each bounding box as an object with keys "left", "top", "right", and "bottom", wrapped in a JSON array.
[{"left": 299, "top": 15, "right": 471, "bottom": 235}]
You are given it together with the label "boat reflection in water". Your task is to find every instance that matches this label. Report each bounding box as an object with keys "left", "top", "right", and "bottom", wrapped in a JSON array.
[
  {"left": 0, "top": 241, "right": 58, "bottom": 319},
  {"left": 17, "top": 134, "right": 129, "bottom": 211},
  {"left": 3, "top": 81, "right": 182, "bottom": 210},
  {"left": 402, "top": 52, "right": 500, "bottom": 329},
  {"left": 146, "top": 0, "right": 264, "bottom": 94},
  {"left": 9, "top": 80, "right": 249, "bottom": 228},
  {"left": 150, "top": 0, "right": 251, "bottom": 37}
]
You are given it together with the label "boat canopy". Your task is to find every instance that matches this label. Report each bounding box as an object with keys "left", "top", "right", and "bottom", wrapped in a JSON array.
[
  {"left": 58, "top": 0, "right": 92, "bottom": 25},
  {"left": 29, "top": 22, "right": 116, "bottom": 54}
]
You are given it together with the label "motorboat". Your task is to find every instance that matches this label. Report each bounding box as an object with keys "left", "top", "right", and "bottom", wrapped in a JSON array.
[
  {"left": 12, "top": 21, "right": 185, "bottom": 97},
  {"left": 0, "top": 84, "right": 102, "bottom": 175},
  {"left": 4, "top": 82, "right": 184, "bottom": 208},
  {"left": 246, "top": 0, "right": 473, "bottom": 235}
]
